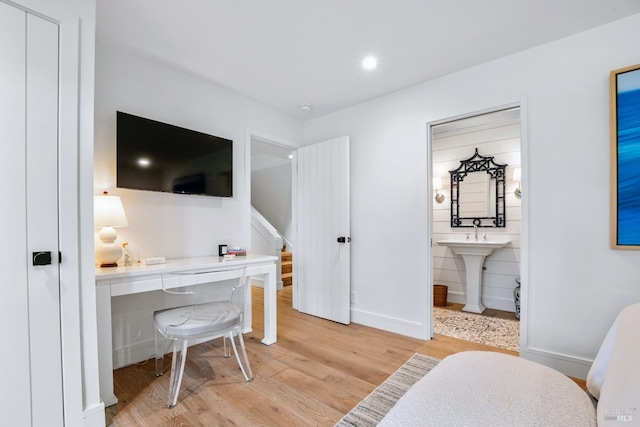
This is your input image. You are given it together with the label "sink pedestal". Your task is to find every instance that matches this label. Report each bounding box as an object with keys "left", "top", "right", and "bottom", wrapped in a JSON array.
[
  {"left": 435, "top": 238, "right": 510, "bottom": 314},
  {"left": 457, "top": 252, "right": 488, "bottom": 313}
]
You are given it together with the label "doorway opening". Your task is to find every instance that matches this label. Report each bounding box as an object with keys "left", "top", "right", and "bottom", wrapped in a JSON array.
[
  {"left": 429, "top": 105, "right": 523, "bottom": 353},
  {"left": 249, "top": 133, "right": 296, "bottom": 305}
]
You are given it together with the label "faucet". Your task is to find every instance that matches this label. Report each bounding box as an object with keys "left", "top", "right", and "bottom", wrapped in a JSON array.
[{"left": 474, "top": 224, "right": 478, "bottom": 241}]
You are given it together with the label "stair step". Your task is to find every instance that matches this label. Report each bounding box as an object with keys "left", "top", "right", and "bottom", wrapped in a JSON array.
[{"left": 281, "top": 251, "right": 293, "bottom": 286}]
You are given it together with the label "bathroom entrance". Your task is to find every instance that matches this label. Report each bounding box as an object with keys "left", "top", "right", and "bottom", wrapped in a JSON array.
[{"left": 429, "top": 105, "right": 523, "bottom": 353}]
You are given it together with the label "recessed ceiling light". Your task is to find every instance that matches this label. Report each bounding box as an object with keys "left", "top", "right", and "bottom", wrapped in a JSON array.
[
  {"left": 362, "top": 56, "right": 378, "bottom": 70},
  {"left": 137, "top": 158, "right": 151, "bottom": 167},
  {"left": 299, "top": 104, "right": 312, "bottom": 112}
]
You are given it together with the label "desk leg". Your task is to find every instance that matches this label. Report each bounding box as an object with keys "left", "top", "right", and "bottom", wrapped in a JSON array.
[
  {"left": 96, "top": 285, "right": 118, "bottom": 407},
  {"left": 262, "top": 264, "right": 277, "bottom": 345}
]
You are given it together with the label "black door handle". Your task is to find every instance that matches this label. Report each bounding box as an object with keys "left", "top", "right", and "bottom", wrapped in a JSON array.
[
  {"left": 337, "top": 237, "right": 351, "bottom": 243},
  {"left": 33, "top": 251, "right": 52, "bottom": 266}
]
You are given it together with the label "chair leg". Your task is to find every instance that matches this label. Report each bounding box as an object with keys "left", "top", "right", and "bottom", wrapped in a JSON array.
[
  {"left": 228, "top": 331, "right": 254, "bottom": 382},
  {"left": 154, "top": 327, "right": 164, "bottom": 377},
  {"left": 167, "top": 339, "right": 189, "bottom": 408},
  {"left": 223, "top": 335, "right": 230, "bottom": 358}
]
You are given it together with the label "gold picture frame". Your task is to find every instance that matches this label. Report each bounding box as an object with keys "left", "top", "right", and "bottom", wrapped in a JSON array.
[{"left": 611, "top": 64, "right": 640, "bottom": 249}]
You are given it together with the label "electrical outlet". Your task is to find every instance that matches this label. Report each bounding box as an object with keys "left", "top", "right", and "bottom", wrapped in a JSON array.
[{"left": 350, "top": 292, "right": 356, "bottom": 304}]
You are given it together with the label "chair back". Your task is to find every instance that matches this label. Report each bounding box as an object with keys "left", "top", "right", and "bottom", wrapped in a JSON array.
[{"left": 160, "top": 267, "right": 248, "bottom": 300}]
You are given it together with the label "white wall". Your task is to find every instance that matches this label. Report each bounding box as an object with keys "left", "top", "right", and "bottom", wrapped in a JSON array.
[
  {"left": 94, "top": 42, "right": 302, "bottom": 367},
  {"left": 303, "top": 13, "right": 640, "bottom": 377},
  {"left": 432, "top": 118, "right": 521, "bottom": 312},
  {"left": 94, "top": 42, "right": 302, "bottom": 261}
]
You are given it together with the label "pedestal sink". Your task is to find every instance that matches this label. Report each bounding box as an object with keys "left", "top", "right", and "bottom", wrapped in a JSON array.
[{"left": 436, "top": 238, "right": 510, "bottom": 313}]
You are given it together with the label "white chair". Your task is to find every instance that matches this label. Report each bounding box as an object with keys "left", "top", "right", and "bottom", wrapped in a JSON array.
[{"left": 154, "top": 267, "right": 254, "bottom": 408}]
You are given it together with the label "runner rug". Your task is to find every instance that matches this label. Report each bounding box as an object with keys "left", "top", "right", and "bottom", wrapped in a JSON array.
[
  {"left": 433, "top": 307, "right": 520, "bottom": 352},
  {"left": 335, "top": 353, "right": 440, "bottom": 427}
]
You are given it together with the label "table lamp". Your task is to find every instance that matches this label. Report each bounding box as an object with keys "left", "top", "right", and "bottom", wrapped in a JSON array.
[{"left": 94, "top": 191, "right": 129, "bottom": 267}]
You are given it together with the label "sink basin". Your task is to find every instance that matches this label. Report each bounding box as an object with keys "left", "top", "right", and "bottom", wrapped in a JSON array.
[
  {"left": 436, "top": 237, "right": 510, "bottom": 313},
  {"left": 436, "top": 238, "right": 510, "bottom": 256}
]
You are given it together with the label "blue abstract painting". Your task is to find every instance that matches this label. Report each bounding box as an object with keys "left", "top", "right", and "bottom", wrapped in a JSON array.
[{"left": 614, "top": 66, "right": 640, "bottom": 247}]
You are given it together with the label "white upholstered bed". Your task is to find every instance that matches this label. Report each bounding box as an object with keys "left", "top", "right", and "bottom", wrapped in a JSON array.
[{"left": 379, "top": 303, "right": 640, "bottom": 426}]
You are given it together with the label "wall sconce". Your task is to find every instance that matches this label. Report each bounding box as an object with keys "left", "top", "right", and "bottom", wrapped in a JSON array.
[
  {"left": 513, "top": 167, "right": 522, "bottom": 199},
  {"left": 433, "top": 176, "right": 445, "bottom": 203},
  {"left": 94, "top": 191, "right": 129, "bottom": 267}
]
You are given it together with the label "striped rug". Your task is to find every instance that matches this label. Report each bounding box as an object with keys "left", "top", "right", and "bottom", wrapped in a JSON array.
[{"left": 335, "top": 353, "right": 440, "bottom": 427}]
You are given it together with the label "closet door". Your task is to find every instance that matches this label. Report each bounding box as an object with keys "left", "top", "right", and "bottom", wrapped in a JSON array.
[{"left": 0, "top": 3, "right": 63, "bottom": 425}]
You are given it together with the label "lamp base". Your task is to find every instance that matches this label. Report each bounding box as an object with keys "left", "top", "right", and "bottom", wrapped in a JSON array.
[{"left": 96, "top": 227, "right": 123, "bottom": 267}]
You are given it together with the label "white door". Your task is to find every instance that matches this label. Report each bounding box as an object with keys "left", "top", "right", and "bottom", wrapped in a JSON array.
[
  {"left": 1, "top": 3, "right": 64, "bottom": 425},
  {"left": 296, "top": 136, "right": 350, "bottom": 324}
]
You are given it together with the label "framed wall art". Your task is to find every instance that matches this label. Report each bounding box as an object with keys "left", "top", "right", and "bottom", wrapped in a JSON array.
[{"left": 611, "top": 64, "right": 640, "bottom": 249}]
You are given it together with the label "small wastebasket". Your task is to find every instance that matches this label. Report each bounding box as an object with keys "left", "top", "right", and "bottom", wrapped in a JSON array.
[{"left": 433, "top": 284, "right": 448, "bottom": 307}]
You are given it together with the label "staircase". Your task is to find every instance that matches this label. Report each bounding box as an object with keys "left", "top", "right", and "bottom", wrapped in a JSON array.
[{"left": 281, "top": 250, "right": 293, "bottom": 286}]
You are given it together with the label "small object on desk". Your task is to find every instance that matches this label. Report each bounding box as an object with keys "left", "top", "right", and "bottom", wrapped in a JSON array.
[
  {"left": 144, "top": 257, "right": 166, "bottom": 265},
  {"left": 218, "top": 244, "right": 228, "bottom": 256},
  {"left": 223, "top": 254, "right": 236, "bottom": 260},
  {"left": 122, "top": 242, "right": 132, "bottom": 266},
  {"left": 227, "top": 248, "right": 247, "bottom": 256}
]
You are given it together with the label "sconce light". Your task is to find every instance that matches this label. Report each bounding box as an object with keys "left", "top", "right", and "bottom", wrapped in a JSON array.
[
  {"left": 433, "top": 176, "right": 445, "bottom": 203},
  {"left": 513, "top": 167, "right": 522, "bottom": 199},
  {"left": 94, "top": 191, "right": 129, "bottom": 267}
]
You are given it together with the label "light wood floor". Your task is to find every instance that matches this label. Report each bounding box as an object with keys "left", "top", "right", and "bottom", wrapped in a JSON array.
[{"left": 105, "top": 286, "right": 573, "bottom": 426}]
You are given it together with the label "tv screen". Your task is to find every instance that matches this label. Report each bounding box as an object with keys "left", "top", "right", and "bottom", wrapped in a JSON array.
[{"left": 116, "top": 112, "right": 232, "bottom": 197}]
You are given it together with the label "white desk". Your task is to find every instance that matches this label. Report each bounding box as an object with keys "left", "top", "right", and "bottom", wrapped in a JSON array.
[{"left": 95, "top": 254, "right": 277, "bottom": 407}]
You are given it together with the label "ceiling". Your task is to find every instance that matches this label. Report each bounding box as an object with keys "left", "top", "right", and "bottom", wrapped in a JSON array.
[{"left": 96, "top": 0, "right": 640, "bottom": 120}]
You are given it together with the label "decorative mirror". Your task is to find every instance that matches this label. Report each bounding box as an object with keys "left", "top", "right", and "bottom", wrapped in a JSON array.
[{"left": 449, "top": 148, "right": 507, "bottom": 228}]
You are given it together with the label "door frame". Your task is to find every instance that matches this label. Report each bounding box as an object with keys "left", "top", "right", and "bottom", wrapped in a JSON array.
[
  {"left": 245, "top": 129, "right": 298, "bottom": 304},
  {"left": 426, "top": 99, "right": 529, "bottom": 351}
]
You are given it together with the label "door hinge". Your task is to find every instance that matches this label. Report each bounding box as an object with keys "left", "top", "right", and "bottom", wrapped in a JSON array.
[{"left": 59, "top": 251, "right": 62, "bottom": 264}]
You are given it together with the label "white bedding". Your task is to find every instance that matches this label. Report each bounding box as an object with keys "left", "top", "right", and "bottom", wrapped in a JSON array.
[{"left": 379, "top": 351, "right": 596, "bottom": 427}]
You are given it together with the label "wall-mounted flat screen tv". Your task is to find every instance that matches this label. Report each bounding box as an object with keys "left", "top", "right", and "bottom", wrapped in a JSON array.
[{"left": 117, "top": 111, "right": 233, "bottom": 197}]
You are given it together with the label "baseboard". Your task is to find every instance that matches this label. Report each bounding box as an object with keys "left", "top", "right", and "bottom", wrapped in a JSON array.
[
  {"left": 351, "top": 307, "right": 427, "bottom": 340},
  {"left": 113, "top": 339, "right": 155, "bottom": 369},
  {"left": 447, "top": 291, "right": 516, "bottom": 313},
  {"left": 112, "top": 333, "right": 251, "bottom": 370},
  {"left": 83, "top": 402, "right": 106, "bottom": 427},
  {"left": 519, "top": 346, "right": 593, "bottom": 380}
]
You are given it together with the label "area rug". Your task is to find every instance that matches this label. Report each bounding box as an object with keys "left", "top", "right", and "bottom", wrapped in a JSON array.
[
  {"left": 335, "top": 353, "right": 440, "bottom": 427},
  {"left": 433, "top": 307, "right": 520, "bottom": 352}
]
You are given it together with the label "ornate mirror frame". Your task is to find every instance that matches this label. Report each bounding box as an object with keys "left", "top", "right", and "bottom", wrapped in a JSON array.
[{"left": 449, "top": 148, "right": 507, "bottom": 228}]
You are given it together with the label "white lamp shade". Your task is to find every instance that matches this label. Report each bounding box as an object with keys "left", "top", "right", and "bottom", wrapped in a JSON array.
[
  {"left": 433, "top": 176, "right": 443, "bottom": 190},
  {"left": 94, "top": 195, "right": 129, "bottom": 228},
  {"left": 513, "top": 167, "right": 521, "bottom": 183}
]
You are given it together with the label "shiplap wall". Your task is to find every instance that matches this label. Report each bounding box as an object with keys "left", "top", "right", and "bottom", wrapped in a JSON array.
[{"left": 432, "top": 111, "right": 521, "bottom": 312}]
